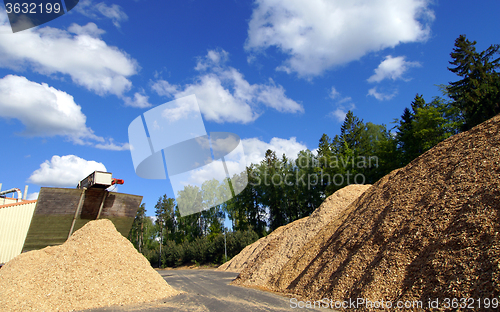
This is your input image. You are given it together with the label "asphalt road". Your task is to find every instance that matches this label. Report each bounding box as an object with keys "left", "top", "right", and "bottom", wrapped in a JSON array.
[{"left": 86, "top": 269, "right": 297, "bottom": 312}]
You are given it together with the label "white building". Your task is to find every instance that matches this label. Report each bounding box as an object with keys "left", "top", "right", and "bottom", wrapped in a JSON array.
[{"left": 0, "top": 199, "right": 37, "bottom": 264}]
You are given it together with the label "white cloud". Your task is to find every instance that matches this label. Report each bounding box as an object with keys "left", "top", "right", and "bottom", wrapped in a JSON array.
[
  {"left": 184, "top": 160, "right": 238, "bottom": 187},
  {"left": 0, "top": 75, "right": 98, "bottom": 144},
  {"left": 330, "top": 108, "right": 349, "bottom": 123},
  {"left": 195, "top": 49, "right": 229, "bottom": 71},
  {"left": 151, "top": 49, "right": 303, "bottom": 124},
  {"left": 27, "top": 192, "right": 39, "bottom": 200},
  {"left": 328, "top": 87, "right": 355, "bottom": 122},
  {"left": 246, "top": 0, "right": 434, "bottom": 77},
  {"left": 176, "top": 137, "right": 307, "bottom": 189},
  {"left": 0, "top": 11, "right": 137, "bottom": 96},
  {"left": 151, "top": 80, "right": 179, "bottom": 97},
  {"left": 175, "top": 74, "right": 259, "bottom": 124},
  {"left": 368, "top": 87, "right": 397, "bottom": 100},
  {"left": 0, "top": 75, "right": 129, "bottom": 148},
  {"left": 67, "top": 23, "right": 105, "bottom": 37},
  {"left": 160, "top": 97, "right": 200, "bottom": 123},
  {"left": 123, "top": 91, "right": 152, "bottom": 108},
  {"left": 75, "top": 0, "right": 128, "bottom": 28},
  {"left": 96, "top": 3, "right": 128, "bottom": 27},
  {"left": 329, "top": 87, "right": 340, "bottom": 100},
  {"left": 256, "top": 80, "right": 304, "bottom": 113},
  {"left": 28, "top": 155, "right": 107, "bottom": 187},
  {"left": 242, "top": 137, "right": 308, "bottom": 165},
  {"left": 95, "top": 141, "right": 131, "bottom": 151},
  {"left": 368, "top": 55, "right": 420, "bottom": 83}
]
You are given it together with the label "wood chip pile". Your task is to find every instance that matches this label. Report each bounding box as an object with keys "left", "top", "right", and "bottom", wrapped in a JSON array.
[
  {"left": 216, "top": 218, "right": 296, "bottom": 273},
  {"left": 0, "top": 219, "right": 180, "bottom": 311},
  {"left": 251, "top": 114, "right": 499, "bottom": 310},
  {"left": 218, "top": 184, "right": 371, "bottom": 285}
]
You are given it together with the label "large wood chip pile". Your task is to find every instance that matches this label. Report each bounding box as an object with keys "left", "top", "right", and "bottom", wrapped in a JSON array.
[
  {"left": 0, "top": 219, "right": 180, "bottom": 311},
  {"left": 265, "top": 114, "right": 500, "bottom": 310}
]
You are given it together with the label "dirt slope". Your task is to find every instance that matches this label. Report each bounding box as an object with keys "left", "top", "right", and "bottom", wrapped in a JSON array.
[
  {"left": 0, "top": 219, "right": 180, "bottom": 311},
  {"left": 268, "top": 114, "right": 500, "bottom": 309},
  {"left": 223, "top": 184, "right": 371, "bottom": 287}
]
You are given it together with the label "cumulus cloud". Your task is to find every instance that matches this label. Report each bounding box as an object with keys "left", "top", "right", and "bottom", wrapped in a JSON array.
[
  {"left": 123, "top": 91, "right": 152, "bottom": 108},
  {"left": 67, "top": 22, "right": 105, "bottom": 37},
  {"left": 0, "top": 75, "right": 129, "bottom": 148},
  {"left": 151, "top": 80, "right": 178, "bottom": 97},
  {"left": 368, "top": 55, "right": 420, "bottom": 83},
  {"left": 28, "top": 155, "right": 107, "bottom": 187},
  {"left": 195, "top": 49, "right": 229, "bottom": 71},
  {"left": 182, "top": 159, "right": 242, "bottom": 188},
  {"left": 368, "top": 87, "right": 397, "bottom": 101},
  {"left": 0, "top": 75, "right": 98, "bottom": 143},
  {"left": 256, "top": 81, "right": 303, "bottom": 113},
  {"left": 175, "top": 136, "right": 308, "bottom": 191},
  {"left": 151, "top": 49, "right": 303, "bottom": 124},
  {"left": 174, "top": 74, "right": 259, "bottom": 124},
  {"left": 75, "top": 0, "right": 129, "bottom": 28},
  {"left": 0, "top": 10, "right": 137, "bottom": 96},
  {"left": 330, "top": 108, "right": 349, "bottom": 123},
  {"left": 27, "top": 192, "right": 39, "bottom": 200},
  {"left": 245, "top": 0, "right": 434, "bottom": 77}
]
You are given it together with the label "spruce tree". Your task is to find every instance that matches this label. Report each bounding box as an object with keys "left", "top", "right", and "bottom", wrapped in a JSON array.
[{"left": 447, "top": 35, "right": 500, "bottom": 129}]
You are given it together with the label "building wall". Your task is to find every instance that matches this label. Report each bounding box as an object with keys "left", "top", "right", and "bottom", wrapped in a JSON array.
[
  {"left": 0, "top": 200, "right": 37, "bottom": 264},
  {"left": 0, "top": 197, "right": 22, "bottom": 206}
]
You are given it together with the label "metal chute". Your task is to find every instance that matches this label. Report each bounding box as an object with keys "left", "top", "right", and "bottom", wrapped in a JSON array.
[{"left": 22, "top": 171, "right": 142, "bottom": 252}]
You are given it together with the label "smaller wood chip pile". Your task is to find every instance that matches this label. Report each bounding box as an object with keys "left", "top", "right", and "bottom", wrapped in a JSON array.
[
  {"left": 0, "top": 219, "right": 180, "bottom": 312},
  {"left": 216, "top": 219, "right": 294, "bottom": 273},
  {"left": 218, "top": 184, "right": 371, "bottom": 288}
]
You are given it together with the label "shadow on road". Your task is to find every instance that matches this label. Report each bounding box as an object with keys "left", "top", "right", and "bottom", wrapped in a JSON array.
[{"left": 86, "top": 269, "right": 295, "bottom": 312}]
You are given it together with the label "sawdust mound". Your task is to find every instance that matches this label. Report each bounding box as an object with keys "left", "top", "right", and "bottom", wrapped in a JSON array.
[
  {"left": 269, "top": 114, "right": 500, "bottom": 308},
  {"left": 221, "top": 184, "right": 371, "bottom": 287},
  {"left": 0, "top": 219, "right": 180, "bottom": 311}
]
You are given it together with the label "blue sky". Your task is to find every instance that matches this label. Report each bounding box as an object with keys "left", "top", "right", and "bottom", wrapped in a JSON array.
[{"left": 0, "top": 0, "right": 499, "bottom": 217}]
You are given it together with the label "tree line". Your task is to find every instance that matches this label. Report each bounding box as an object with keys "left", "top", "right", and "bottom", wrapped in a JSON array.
[{"left": 128, "top": 34, "right": 499, "bottom": 267}]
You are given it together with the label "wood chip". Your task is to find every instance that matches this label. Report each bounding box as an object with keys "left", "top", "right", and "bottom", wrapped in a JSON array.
[{"left": 0, "top": 219, "right": 180, "bottom": 311}]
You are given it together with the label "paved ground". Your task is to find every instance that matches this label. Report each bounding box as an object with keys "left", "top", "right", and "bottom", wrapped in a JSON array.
[{"left": 86, "top": 269, "right": 298, "bottom": 311}]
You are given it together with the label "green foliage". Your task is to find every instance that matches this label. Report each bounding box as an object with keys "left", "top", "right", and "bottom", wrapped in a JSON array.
[
  {"left": 318, "top": 111, "right": 395, "bottom": 197},
  {"left": 395, "top": 94, "right": 461, "bottom": 167},
  {"left": 158, "top": 230, "right": 258, "bottom": 268},
  {"left": 128, "top": 203, "right": 146, "bottom": 252},
  {"left": 225, "top": 165, "right": 267, "bottom": 236},
  {"left": 447, "top": 34, "right": 500, "bottom": 130},
  {"left": 128, "top": 203, "right": 158, "bottom": 255},
  {"left": 155, "top": 195, "right": 176, "bottom": 242}
]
